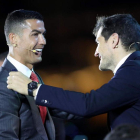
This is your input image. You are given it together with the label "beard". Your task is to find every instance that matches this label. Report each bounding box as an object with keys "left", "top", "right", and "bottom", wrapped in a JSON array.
[{"left": 99, "top": 58, "right": 113, "bottom": 71}]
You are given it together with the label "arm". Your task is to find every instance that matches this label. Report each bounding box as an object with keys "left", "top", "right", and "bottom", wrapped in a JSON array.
[
  {"left": 7, "top": 65, "right": 139, "bottom": 117},
  {"left": 7, "top": 72, "right": 83, "bottom": 120},
  {"left": 35, "top": 63, "right": 140, "bottom": 117},
  {"left": 35, "top": 77, "right": 138, "bottom": 117},
  {"left": 0, "top": 82, "right": 21, "bottom": 139}
]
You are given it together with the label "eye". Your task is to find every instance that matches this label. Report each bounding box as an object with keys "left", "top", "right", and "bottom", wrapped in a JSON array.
[
  {"left": 32, "top": 33, "right": 38, "bottom": 36},
  {"left": 43, "top": 32, "right": 46, "bottom": 37}
]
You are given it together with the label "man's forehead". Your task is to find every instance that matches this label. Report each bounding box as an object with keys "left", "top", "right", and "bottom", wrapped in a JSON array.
[
  {"left": 22, "top": 19, "right": 45, "bottom": 32},
  {"left": 96, "top": 27, "right": 103, "bottom": 42},
  {"left": 25, "top": 19, "right": 43, "bottom": 26}
]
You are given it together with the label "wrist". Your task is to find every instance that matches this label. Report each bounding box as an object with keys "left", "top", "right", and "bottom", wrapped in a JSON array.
[
  {"left": 28, "top": 81, "right": 38, "bottom": 97},
  {"left": 33, "top": 84, "right": 41, "bottom": 97}
]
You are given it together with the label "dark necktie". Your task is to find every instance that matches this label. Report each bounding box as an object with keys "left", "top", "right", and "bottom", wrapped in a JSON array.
[{"left": 30, "top": 71, "right": 47, "bottom": 124}]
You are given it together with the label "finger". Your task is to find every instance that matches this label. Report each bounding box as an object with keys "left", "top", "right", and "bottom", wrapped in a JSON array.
[
  {"left": 7, "top": 79, "right": 10, "bottom": 84},
  {"left": 7, "top": 78, "right": 12, "bottom": 84},
  {"left": 7, "top": 75, "right": 14, "bottom": 81},
  {"left": 7, "top": 76, "right": 11, "bottom": 84},
  {"left": 7, "top": 84, "right": 12, "bottom": 89},
  {"left": 7, "top": 75, "right": 16, "bottom": 84},
  {"left": 9, "top": 71, "right": 21, "bottom": 76},
  {"left": 7, "top": 76, "right": 9, "bottom": 80}
]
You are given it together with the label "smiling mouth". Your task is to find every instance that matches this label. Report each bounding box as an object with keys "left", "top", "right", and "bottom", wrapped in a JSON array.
[{"left": 35, "top": 49, "right": 43, "bottom": 52}]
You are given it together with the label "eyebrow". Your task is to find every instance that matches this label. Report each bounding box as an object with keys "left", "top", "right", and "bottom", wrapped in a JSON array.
[{"left": 31, "top": 29, "right": 46, "bottom": 34}]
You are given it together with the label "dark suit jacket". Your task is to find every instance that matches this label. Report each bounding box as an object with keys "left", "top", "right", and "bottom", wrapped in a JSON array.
[
  {"left": 36, "top": 51, "right": 140, "bottom": 130},
  {"left": 0, "top": 59, "right": 56, "bottom": 140}
]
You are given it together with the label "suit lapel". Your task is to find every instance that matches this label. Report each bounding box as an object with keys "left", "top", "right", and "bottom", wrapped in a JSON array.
[
  {"left": 2, "top": 58, "right": 16, "bottom": 71},
  {"left": 26, "top": 96, "right": 48, "bottom": 140},
  {"left": 26, "top": 72, "right": 49, "bottom": 140},
  {"left": 35, "top": 72, "right": 55, "bottom": 140},
  {"left": 45, "top": 109, "right": 55, "bottom": 140}
]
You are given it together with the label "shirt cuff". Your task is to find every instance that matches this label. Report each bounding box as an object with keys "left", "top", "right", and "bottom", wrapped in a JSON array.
[{"left": 34, "top": 84, "right": 42, "bottom": 100}]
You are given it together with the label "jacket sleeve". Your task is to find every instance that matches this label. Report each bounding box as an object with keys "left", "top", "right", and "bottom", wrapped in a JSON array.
[
  {"left": 36, "top": 64, "right": 140, "bottom": 117},
  {"left": 0, "top": 82, "right": 21, "bottom": 139}
]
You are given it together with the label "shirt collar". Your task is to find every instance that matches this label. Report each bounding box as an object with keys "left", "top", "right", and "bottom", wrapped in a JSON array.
[
  {"left": 113, "top": 53, "right": 132, "bottom": 75},
  {"left": 7, "top": 55, "right": 32, "bottom": 78}
]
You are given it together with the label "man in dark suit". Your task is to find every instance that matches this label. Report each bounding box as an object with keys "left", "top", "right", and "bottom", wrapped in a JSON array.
[
  {"left": 7, "top": 14, "right": 140, "bottom": 130},
  {"left": 0, "top": 9, "right": 68, "bottom": 140}
]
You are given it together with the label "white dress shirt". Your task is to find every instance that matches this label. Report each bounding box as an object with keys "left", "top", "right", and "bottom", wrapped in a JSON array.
[{"left": 7, "top": 55, "right": 32, "bottom": 78}]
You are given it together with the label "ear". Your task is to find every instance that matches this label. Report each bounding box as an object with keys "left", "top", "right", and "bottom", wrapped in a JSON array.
[
  {"left": 9, "top": 33, "right": 18, "bottom": 45},
  {"left": 110, "top": 33, "right": 119, "bottom": 49}
]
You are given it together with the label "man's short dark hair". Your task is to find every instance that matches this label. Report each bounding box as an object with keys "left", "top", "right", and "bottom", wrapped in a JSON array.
[
  {"left": 93, "top": 14, "right": 140, "bottom": 51},
  {"left": 104, "top": 124, "right": 140, "bottom": 140},
  {"left": 4, "top": 9, "right": 43, "bottom": 43}
]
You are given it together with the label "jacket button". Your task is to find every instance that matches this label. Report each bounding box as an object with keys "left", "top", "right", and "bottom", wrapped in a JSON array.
[{"left": 41, "top": 99, "right": 45, "bottom": 103}]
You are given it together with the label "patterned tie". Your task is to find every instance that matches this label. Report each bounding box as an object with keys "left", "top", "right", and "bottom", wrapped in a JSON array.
[{"left": 30, "top": 71, "right": 47, "bottom": 124}]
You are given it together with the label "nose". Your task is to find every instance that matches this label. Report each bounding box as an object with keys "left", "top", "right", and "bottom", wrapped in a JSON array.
[
  {"left": 39, "top": 34, "right": 46, "bottom": 45},
  {"left": 94, "top": 48, "right": 99, "bottom": 57}
]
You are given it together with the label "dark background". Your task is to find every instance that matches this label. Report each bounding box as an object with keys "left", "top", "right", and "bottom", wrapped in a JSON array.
[{"left": 1, "top": 0, "right": 140, "bottom": 139}]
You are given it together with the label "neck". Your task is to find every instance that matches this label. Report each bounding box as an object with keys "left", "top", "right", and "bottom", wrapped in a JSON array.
[
  {"left": 112, "top": 47, "right": 133, "bottom": 69},
  {"left": 9, "top": 53, "right": 33, "bottom": 70},
  {"left": 113, "top": 53, "right": 132, "bottom": 74}
]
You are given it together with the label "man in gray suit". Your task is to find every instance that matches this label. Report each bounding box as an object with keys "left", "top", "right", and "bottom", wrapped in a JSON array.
[{"left": 0, "top": 9, "right": 66, "bottom": 140}]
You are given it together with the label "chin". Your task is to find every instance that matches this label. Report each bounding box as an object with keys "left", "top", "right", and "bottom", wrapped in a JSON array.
[
  {"left": 33, "top": 58, "right": 42, "bottom": 64},
  {"left": 99, "top": 67, "right": 110, "bottom": 71},
  {"left": 99, "top": 67, "right": 104, "bottom": 71},
  {"left": 99, "top": 65, "right": 107, "bottom": 71}
]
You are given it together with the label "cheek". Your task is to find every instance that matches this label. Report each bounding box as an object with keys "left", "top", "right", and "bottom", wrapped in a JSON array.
[
  {"left": 30, "top": 36, "right": 38, "bottom": 42},
  {"left": 98, "top": 44, "right": 103, "bottom": 52},
  {"left": 30, "top": 38, "right": 38, "bottom": 46},
  {"left": 27, "top": 41, "right": 37, "bottom": 49},
  {"left": 18, "top": 38, "right": 29, "bottom": 49}
]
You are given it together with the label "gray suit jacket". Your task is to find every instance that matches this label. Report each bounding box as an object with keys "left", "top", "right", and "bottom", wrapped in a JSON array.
[{"left": 0, "top": 59, "right": 55, "bottom": 140}]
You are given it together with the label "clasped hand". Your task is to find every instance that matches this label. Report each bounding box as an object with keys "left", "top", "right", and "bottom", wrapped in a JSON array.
[{"left": 7, "top": 71, "right": 32, "bottom": 95}]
